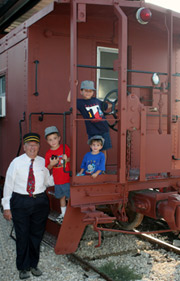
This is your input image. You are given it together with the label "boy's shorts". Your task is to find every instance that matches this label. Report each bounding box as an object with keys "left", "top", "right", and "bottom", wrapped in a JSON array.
[
  {"left": 88, "top": 131, "right": 112, "bottom": 151},
  {"left": 54, "top": 183, "right": 70, "bottom": 199}
]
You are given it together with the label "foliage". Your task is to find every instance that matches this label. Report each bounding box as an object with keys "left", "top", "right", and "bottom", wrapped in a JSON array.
[{"left": 97, "top": 261, "right": 142, "bottom": 281}]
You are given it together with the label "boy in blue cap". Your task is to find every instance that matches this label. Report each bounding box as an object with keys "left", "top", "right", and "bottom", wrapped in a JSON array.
[
  {"left": 44, "top": 126, "right": 70, "bottom": 223},
  {"left": 77, "top": 135, "right": 105, "bottom": 178},
  {"left": 67, "top": 80, "right": 112, "bottom": 160}
]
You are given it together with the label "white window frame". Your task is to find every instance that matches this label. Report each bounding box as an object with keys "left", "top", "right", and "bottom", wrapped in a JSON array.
[
  {"left": 96, "top": 46, "right": 118, "bottom": 99},
  {"left": 0, "top": 75, "right": 5, "bottom": 96},
  {"left": 0, "top": 75, "right": 6, "bottom": 117}
]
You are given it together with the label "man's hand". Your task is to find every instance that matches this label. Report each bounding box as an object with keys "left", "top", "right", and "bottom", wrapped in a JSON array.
[{"left": 3, "top": 209, "right": 12, "bottom": 221}]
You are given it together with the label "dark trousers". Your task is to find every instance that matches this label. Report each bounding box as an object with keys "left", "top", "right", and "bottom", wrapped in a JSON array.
[{"left": 10, "top": 192, "right": 49, "bottom": 270}]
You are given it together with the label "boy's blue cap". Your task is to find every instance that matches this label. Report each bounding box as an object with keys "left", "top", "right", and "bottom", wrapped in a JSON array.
[
  {"left": 87, "top": 135, "right": 105, "bottom": 146},
  {"left": 45, "top": 126, "right": 59, "bottom": 138},
  {"left": 80, "top": 80, "right": 96, "bottom": 91}
]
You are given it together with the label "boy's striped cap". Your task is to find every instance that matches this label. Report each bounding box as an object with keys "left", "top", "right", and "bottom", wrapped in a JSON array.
[{"left": 23, "top": 133, "right": 40, "bottom": 143}]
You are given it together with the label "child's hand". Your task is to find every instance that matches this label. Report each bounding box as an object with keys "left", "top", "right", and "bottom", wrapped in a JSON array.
[
  {"left": 77, "top": 173, "right": 84, "bottom": 176},
  {"left": 91, "top": 170, "right": 102, "bottom": 178},
  {"left": 91, "top": 172, "right": 98, "bottom": 179},
  {"left": 49, "top": 157, "right": 59, "bottom": 167},
  {"left": 77, "top": 169, "right": 85, "bottom": 176},
  {"left": 62, "top": 154, "right": 67, "bottom": 161}
]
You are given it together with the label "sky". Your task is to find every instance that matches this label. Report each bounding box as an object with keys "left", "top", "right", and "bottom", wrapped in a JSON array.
[{"left": 145, "top": 0, "right": 180, "bottom": 13}]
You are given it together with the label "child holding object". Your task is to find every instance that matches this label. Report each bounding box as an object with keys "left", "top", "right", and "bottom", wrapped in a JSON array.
[{"left": 45, "top": 126, "right": 70, "bottom": 223}]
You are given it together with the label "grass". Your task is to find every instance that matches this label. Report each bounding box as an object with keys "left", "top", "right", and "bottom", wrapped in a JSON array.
[{"left": 97, "top": 261, "right": 142, "bottom": 281}]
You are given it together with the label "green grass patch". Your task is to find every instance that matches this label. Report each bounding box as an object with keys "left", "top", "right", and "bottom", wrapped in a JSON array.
[{"left": 97, "top": 261, "right": 142, "bottom": 281}]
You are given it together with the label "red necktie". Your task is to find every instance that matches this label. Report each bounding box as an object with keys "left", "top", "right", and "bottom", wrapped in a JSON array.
[{"left": 27, "top": 159, "right": 35, "bottom": 197}]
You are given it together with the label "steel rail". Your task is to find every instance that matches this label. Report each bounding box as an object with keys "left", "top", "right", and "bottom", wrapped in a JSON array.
[
  {"left": 42, "top": 225, "right": 180, "bottom": 281},
  {"left": 42, "top": 235, "right": 113, "bottom": 281},
  {"left": 67, "top": 253, "right": 113, "bottom": 281},
  {"left": 134, "top": 229, "right": 180, "bottom": 255}
]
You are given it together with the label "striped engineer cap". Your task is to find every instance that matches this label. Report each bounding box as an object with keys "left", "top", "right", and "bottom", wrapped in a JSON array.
[{"left": 23, "top": 133, "right": 40, "bottom": 143}]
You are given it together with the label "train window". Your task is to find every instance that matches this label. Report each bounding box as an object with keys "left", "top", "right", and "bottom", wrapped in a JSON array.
[
  {"left": 0, "top": 75, "right": 5, "bottom": 96},
  {"left": 0, "top": 75, "right": 6, "bottom": 117},
  {"left": 97, "top": 47, "right": 118, "bottom": 100}
]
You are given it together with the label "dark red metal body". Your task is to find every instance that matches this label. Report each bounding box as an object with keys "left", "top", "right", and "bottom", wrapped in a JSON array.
[{"left": 1, "top": 0, "right": 180, "bottom": 254}]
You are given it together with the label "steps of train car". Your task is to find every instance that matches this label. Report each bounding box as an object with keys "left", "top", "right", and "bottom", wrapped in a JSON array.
[
  {"left": 46, "top": 187, "right": 115, "bottom": 237},
  {"left": 46, "top": 212, "right": 61, "bottom": 237},
  {"left": 46, "top": 189, "right": 61, "bottom": 237}
]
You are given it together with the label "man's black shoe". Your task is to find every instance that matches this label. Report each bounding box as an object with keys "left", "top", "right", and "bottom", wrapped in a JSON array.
[
  {"left": 30, "top": 267, "right": 42, "bottom": 277},
  {"left": 19, "top": 270, "right": 30, "bottom": 279}
]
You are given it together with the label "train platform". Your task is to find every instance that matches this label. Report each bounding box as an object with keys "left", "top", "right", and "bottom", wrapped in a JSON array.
[{"left": 0, "top": 210, "right": 85, "bottom": 281}]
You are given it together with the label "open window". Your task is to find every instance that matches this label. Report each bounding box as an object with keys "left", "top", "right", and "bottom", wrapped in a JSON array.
[
  {"left": 96, "top": 46, "right": 118, "bottom": 100},
  {"left": 0, "top": 75, "right": 6, "bottom": 117}
]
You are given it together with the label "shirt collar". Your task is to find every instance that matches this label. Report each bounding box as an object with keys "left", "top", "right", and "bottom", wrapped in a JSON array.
[{"left": 24, "top": 153, "right": 36, "bottom": 162}]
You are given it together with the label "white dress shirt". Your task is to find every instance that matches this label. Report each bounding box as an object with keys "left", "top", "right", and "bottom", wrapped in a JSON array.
[{"left": 1, "top": 153, "right": 54, "bottom": 210}]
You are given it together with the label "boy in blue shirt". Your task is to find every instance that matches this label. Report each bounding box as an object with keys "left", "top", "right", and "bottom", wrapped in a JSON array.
[
  {"left": 77, "top": 135, "right": 105, "bottom": 178},
  {"left": 67, "top": 80, "right": 112, "bottom": 160}
]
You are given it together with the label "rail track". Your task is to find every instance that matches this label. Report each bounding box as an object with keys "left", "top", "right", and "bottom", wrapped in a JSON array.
[
  {"left": 42, "top": 231, "right": 113, "bottom": 281},
  {"left": 43, "top": 218, "right": 180, "bottom": 281}
]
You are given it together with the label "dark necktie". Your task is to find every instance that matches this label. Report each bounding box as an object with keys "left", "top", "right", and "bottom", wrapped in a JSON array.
[{"left": 27, "top": 159, "right": 35, "bottom": 196}]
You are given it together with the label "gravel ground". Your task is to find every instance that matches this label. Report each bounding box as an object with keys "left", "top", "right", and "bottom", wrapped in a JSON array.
[
  {"left": 1, "top": 210, "right": 180, "bottom": 281},
  {"left": 0, "top": 211, "right": 102, "bottom": 281},
  {"left": 77, "top": 226, "right": 180, "bottom": 281}
]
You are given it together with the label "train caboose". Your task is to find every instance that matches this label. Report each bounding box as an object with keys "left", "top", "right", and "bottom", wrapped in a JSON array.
[{"left": 1, "top": 0, "right": 180, "bottom": 254}]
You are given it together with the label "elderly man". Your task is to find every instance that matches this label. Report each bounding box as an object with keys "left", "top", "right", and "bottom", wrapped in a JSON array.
[{"left": 1, "top": 133, "right": 54, "bottom": 280}]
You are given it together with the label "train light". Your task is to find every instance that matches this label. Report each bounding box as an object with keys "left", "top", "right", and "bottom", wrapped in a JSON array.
[
  {"left": 152, "top": 73, "right": 160, "bottom": 85},
  {"left": 136, "top": 7, "right": 152, "bottom": 25}
]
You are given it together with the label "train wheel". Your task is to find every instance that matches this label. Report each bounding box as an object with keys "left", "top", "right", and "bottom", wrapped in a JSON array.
[
  {"left": 117, "top": 211, "right": 144, "bottom": 230},
  {"left": 111, "top": 204, "right": 144, "bottom": 230}
]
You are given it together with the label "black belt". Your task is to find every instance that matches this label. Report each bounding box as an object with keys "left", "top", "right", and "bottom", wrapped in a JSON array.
[{"left": 13, "top": 192, "right": 45, "bottom": 198}]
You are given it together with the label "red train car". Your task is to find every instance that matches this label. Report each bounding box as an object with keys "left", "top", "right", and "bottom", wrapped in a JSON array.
[{"left": 1, "top": 0, "right": 180, "bottom": 254}]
